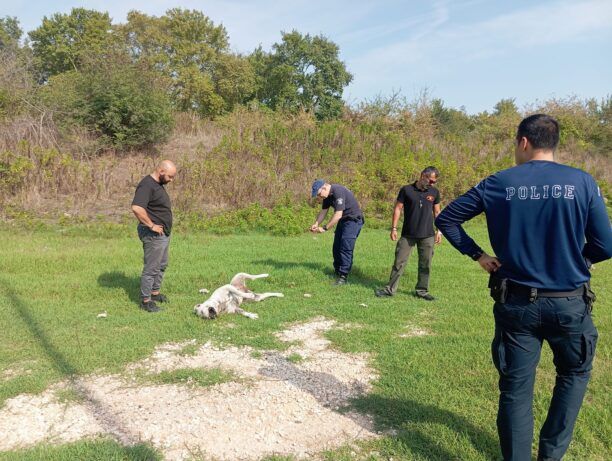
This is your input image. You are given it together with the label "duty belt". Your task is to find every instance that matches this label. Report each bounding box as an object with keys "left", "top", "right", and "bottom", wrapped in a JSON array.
[{"left": 507, "top": 281, "right": 585, "bottom": 300}]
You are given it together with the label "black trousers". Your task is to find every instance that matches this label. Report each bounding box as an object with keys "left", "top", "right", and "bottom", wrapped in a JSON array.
[
  {"left": 492, "top": 292, "right": 597, "bottom": 460},
  {"left": 332, "top": 218, "right": 363, "bottom": 276}
]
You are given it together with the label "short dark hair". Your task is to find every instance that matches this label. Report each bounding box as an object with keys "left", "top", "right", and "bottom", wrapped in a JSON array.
[
  {"left": 421, "top": 166, "right": 440, "bottom": 177},
  {"left": 516, "top": 114, "right": 559, "bottom": 150}
]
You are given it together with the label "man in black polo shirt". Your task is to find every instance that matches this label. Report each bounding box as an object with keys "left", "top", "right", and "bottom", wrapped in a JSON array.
[
  {"left": 310, "top": 180, "right": 364, "bottom": 285},
  {"left": 376, "top": 166, "right": 442, "bottom": 300},
  {"left": 131, "top": 160, "right": 177, "bottom": 312}
]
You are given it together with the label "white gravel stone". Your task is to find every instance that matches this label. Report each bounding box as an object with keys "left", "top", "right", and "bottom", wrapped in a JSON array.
[{"left": 0, "top": 317, "right": 378, "bottom": 460}]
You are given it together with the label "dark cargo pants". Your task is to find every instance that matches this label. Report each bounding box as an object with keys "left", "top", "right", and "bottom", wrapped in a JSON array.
[
  {"left": 332, "top": 218, "right": 363, "bottom": 277},
  {"left": 492, "top": 292, "right": 598, "bottom": 461},
  {"left": 382, "top": 236, "right": 434, "bottom": 295},
  {"left": 138, "top": 224, "right": 170, "bottom": 300}
]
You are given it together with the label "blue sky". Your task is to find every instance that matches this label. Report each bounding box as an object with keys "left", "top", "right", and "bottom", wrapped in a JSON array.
[{"left": 4, "top": 0, "right": 611, "bottom": 113}]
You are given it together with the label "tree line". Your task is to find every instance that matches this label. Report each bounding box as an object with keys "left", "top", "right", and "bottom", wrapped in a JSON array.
[
  {"left": 0, "top": 8, "right": 610, "bottom": 224},
  {"left": 0, "top": 8, "right": 352, "bottom": 148}
]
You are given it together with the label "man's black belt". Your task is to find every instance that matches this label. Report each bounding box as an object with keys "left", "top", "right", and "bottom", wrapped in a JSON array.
[{"left": 507, "top": 281, "right": 584, "bottom": 298}]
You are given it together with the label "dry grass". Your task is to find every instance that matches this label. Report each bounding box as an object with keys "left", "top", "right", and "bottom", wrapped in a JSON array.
[{"left": 1, "top": 108, "right": 609, "bottom": 223}]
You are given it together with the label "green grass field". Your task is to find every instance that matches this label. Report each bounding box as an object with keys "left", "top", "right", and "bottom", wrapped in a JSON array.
[{"left": 0, "top": 221, "right": 610, "bottom": 460}]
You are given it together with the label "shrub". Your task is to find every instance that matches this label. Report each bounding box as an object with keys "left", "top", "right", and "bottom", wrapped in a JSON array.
[{"left": 41, "top": 56, "right": 174, "bottom": 149}]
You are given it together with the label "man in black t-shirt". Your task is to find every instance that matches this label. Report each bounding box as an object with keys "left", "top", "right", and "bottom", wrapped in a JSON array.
[
  {"left": 310, "top": 180, "right": 364, "bottom": 285},
  {"left": 376, "top": 166, "right": 442, "bottom": 300},
  {"left": 131, "top": 160, "right": 177, "bottom": 312}
]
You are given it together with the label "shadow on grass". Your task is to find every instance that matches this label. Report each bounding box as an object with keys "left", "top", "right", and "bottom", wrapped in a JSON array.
[
  {"left": 354, "top": 394, "right": 500, "bottom": 460},
  {"left": 98, "top": 271, "right": 141, "bottom": 305},
  {"left": 0, "top": 277, "right": 153, "bottom": 452},
  {"left": 258, "top": 351, "right": 498, "bottom": 459},
  {"left": 253, "top": 258, "right": 380, "bottom": 288}
]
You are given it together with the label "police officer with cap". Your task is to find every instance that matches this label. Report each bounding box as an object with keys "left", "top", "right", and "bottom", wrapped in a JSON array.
[
  {"left": 436, "top": 114, "right": 612, "bottom": 461},
  {"left": 310, "top": 179, "right": 364, "bottom": 285}
]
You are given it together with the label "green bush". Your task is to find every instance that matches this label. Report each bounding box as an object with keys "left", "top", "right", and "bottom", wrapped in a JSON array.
[{"left": 41, "top": 57, "right": 174, "bottom": 149}]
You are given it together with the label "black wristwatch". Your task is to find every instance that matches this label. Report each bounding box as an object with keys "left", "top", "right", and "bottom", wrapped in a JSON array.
[
  {"left": 470, "top": 250, "right": 484, "bottom": 261},
  {"left": 322, "top": 224, "right": 328, "bottom": 231}
]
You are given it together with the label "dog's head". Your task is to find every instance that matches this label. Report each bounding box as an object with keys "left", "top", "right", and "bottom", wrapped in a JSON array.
[{"left": 194, "top": 302, "right": 218, "bottom": 320}]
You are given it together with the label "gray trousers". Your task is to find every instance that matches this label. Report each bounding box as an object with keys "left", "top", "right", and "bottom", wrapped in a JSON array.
[
  {"left": 137, "top": 224, "right": 170, "bottom": 300},
  {"left": 383, "top": 236, "right": 434, "bottom": 295}
]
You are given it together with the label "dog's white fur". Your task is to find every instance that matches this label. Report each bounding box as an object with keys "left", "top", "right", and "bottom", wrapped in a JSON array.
[{"left": 194, "top": 273, "right": 283, "bottom": 320}]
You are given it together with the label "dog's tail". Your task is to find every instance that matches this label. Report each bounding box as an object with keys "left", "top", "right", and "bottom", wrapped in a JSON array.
[{"left": 230, "top": 273, "right": 269, "bottom": 288}]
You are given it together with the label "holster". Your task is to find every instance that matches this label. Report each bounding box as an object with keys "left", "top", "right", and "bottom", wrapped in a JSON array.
[
  {"left": 584, "top": 282, "right": 596, "bottom": 313},
  {"left": 488, "top": 273, "right": 508, "bottom": 303}
]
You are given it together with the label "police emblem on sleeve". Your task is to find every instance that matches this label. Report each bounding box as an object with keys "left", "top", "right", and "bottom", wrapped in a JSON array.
[{"left": 336, "top": 198, "right": 344, "bottom": 205}]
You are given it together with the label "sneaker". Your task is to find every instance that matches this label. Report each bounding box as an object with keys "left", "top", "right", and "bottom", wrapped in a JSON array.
[
  {"left": 334, "top": 275, "right": 348, "bottom": 286},
  {"left": 140, "top": 300, "right": 162, "bottom": 312},
  {"left": 375, "top": 288, "right": 393, "bottom": 297},
  {"left": 151, "top": 293, "right": 168, "bottom": 303},
  {"left": 416, "top": 292, "right": 435, "bottom": 301}
]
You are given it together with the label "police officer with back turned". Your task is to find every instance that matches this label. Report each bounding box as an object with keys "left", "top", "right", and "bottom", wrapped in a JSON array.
[{"left": 435, "top": 114, "right": 612, "bottom": 461}]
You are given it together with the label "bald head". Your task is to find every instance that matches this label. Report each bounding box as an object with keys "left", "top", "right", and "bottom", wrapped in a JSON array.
[{"left": 155, "top": 159, "right": 177, "bottom": 184}]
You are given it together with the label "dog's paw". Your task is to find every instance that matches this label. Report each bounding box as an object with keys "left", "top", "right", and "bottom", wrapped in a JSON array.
[
  {"left": 199, "top": 288, "right": 210, "bottom": 294},
  {"left": 277, "top": 293, "right": 284, "bottom": 298},
  {"left": 245, "top": 312, "right": 259, "bottom": 320}
]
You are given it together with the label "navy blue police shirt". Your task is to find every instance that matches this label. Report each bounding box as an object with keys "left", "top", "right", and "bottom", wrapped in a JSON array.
[
  {"left": 322, "top": 184, "right": 363, "bottom": 221},
  {"left": 435, "top": 161, "right": 612, "bottom": 290}
]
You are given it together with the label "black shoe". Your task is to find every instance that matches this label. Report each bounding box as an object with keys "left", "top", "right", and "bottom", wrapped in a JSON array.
[
  {"left": 334, "top": 275, "right": 348, "bottom": 285},
  {"left": 537, "top": 457, "right": 559, "bottom": 461},
  {"left": 416, "top": 292, "right": 436, "bottom": 301},
  {"left": 151, "top": 293, "right": 168, "bottom": 303},
  {"left": 375, "top": 288, "right": 393, "bottom": 297},
  {"left": 140, "top": 300, "right": 162, "bottom": 312}
]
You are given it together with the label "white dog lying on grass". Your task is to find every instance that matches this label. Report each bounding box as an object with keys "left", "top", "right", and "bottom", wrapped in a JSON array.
[{"left": 194, "top": 273, "right": 284, "bottom": 320}]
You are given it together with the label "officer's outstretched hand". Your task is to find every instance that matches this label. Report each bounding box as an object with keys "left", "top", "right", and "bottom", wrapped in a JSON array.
[
  {"left": 477, "top": 253, "right": 501, "bottom": 273},
  {"left": 435, "top": 231, "right": 443, "bottom": 244}
]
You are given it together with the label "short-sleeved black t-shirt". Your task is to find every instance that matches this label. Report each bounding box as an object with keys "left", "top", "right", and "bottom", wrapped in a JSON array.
[
  {"left": 132, "top": 175, "right": 173, "bottom": 235},
  {"left": 397, "top": 182, "right": 440, "bottom": 238},
  {"left": 322, "top": 184, "right": 363, "bottom": 220}
]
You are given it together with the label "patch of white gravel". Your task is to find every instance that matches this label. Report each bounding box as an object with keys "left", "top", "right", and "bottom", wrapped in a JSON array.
[
  {"left": 2, "top": 362, "right": 35, "bottom": 381},
  {"left": 0, "top": 317, "right": 378, "bottom": 460},
  {"left": 398, "top": 324, "right": 431, "bottom": 338}
]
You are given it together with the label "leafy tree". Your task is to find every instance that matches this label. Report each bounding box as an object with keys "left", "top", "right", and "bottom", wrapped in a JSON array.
[
  {"left": 0, "top": 16, "right": 22, "bottom": 49},
  {"left": 253, "top": 31, "right": 352, "bottom": 119},
  {"left": 120, "top": 9, "right": 250, "bottom": 116},
  {"left": 430, "top": 98, "right": 473, "bottom": 136},
  {"left": 28, "top": 8, "right": 113, "bottom": 80},
  {"left": 493, "top": 98, "right": 519, "bottom": 116},
  {"left": 42, "top": 54, "right": 173, "bottom": 149},
  {"left": 213, "top": 53, "right": 256, "bottom": 112}
]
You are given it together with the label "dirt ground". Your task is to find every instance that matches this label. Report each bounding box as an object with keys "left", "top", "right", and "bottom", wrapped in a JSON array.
[{"left": 0, "top": 318, "right": 382, "bottom": 460}]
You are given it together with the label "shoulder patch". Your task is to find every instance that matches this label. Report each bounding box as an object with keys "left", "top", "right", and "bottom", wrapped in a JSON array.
[{"left": 336, "top": 198, "right": 344, "bottom": 205}]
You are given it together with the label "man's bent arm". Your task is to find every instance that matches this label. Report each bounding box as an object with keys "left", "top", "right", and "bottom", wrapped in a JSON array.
[
  {"left": 435, "top": 183, "right": 485, "bottom": 257},
  {"left": 314, "top": 208, "right": 329, "bottom": 226},
  {"left": 325, "top": 210, "right": 344, "bottom": 230},
  {"left": 583, "top": 182, "right": 612, "bottom": 264},
  {"left": 131, "top": 205, "right": 154, "bottom": 229}
]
